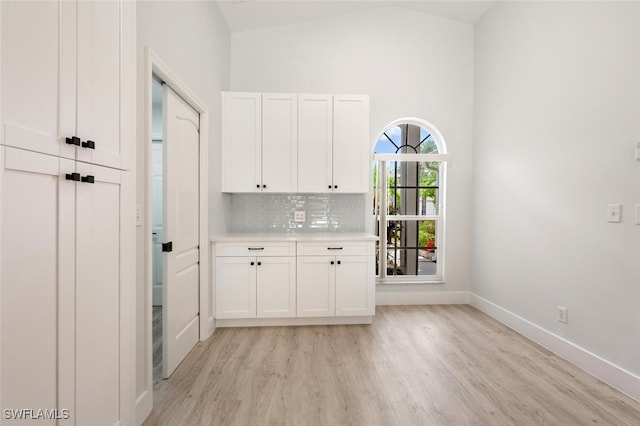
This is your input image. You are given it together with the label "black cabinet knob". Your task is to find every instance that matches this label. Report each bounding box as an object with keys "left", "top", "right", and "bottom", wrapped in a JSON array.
[
  {"left": 257, "top": 261, "right": 262, "bottom": 266},
  {"left": 81, "top": 175, "right": 95, "bottom": 184},
  {"left": 262, "top": 184, "right": 266, "bottom": 188},
  {"left": 250, "top": 261, "right": 255, "bottom": 266},
  {"left": 65, "top": 136, "right": 81, "bottom": 146},
  {"left": 256, "top": 184, "right": 260, "bottom": 188},
  {"left": 65, "top": 172, "right": 80, "bottom": 181},
  {"left": 337, "top": 260, "right": 341, "bottom": 265},
  {"left": 82, "top": 140, "right": 96, "bottom": 149},
  {"left": 334, "top": 185, "right": 338, "bottom": 189},
  {"left": 330, "top": 260, "right": 335, "bottom": 265}
]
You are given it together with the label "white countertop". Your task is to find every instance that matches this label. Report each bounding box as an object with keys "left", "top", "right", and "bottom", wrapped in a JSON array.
[{"left": 211, "top": 233, "right": 378, "bottom": 242}]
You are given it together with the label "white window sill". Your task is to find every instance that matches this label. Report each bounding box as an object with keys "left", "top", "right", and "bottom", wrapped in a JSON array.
[{"left": 376, "top": 278, "right": 445, "bottom": 286}]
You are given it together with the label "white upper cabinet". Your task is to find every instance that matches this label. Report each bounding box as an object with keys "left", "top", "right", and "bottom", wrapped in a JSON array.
[
  {"left": 0, "top": 0, "right": 134, "bottom": 170},
  {"left": 222, "top": 92, "right": 297, "bottom": 193},
  {"left": 223, "top": 92, "right": 369, "bottom": 194},
  {"left": 297, "top": 94, "right": 333, "bottom": 193},
  {"left": 332, "top": 95, "right": 370, "bottom": 193},
  {"left": 222, "top": 92, "right": 261, "bottom": 193},
  {"left": 262, "top": 93, "right": 298, "bottom": 192},
  {"left": 298, "top": 94, "right": 370, "bottom": 193}
]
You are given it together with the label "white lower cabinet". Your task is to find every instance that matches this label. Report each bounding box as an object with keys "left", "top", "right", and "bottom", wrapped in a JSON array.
[
  {"left": 296, "top": 242, "right": 375, "bottom": 318},
  {"left": 215, "top": 239, "right": 375, "bottom": 322},
  {"left": 215, "top": 242, "right": 296, "bottom": 319}
]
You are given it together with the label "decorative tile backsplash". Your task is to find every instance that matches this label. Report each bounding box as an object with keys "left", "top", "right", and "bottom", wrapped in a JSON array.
[{"left": 230, "top": 194, "right": 366, "bottom": 233}]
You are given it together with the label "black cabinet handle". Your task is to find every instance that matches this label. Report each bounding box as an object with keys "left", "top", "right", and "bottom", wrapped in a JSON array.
[
  {"left": 250, "top": 261, "right": 255, "bottom": 266},
  {"left": 248, "top": 247, "right": 265, "bottom": 251},
  {"left": 262, "top": 184, "right": 266, "bottom": 188},
  {"left": 330, "top": 260, "right": 335, "bottom": 265},
  {"left": 82, "top": 140, "right": 96, "bottom": 149},
  {"left": 337, "top": 260, "right": 341, "bottom": 265},
  {"left": 327, "top": 247, "right": 343, "bottom": 250},
  {"left": 334, "top": 185, "right": 338, "bottom": 189},
  {"left": 81, "top": 175, "right": 95, "bottom": 184},
  {"left": 257, "top": 261, "right": 262, "bottom": 266},
  {"left": 162, "top": 242, "right": 173, "bottom": 252},
  {"left": 65, "top": 172, "right": 80, "bottom": 181},
  {"left": 66, "top": 136, "right": 81, "bottom": 146},
  {"left": 256, "top": 184, "right": 260, "bottom": 188},
  {"left": 328, "top": 185, "right": 332, "bottom": 189}
]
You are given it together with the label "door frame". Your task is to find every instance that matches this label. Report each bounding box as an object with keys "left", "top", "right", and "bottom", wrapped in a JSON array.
[{"left": 138, "top": 47, "right": 210, "bottom": 422}]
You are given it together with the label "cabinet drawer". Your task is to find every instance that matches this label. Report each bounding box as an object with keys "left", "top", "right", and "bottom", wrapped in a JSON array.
[
  {"left": 297, "top": 241, "right": 374, "bottom": 257},
  {"left": 217, "top": 241, "right": 296, "bottom": 257}
]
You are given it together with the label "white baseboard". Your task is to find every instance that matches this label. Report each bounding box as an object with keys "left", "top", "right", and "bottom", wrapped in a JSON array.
[
  {"left": 216, "top": 315, "right": 373, "bottom": 328},
  {"left": 376, "top": 290, "right": 469, "bottom": 306},
  {"left": 135, "top": 389, "right": 152, "bottom": 426},
  {"left": 469, "top": 293, "right": 640, "bottom": 402}
]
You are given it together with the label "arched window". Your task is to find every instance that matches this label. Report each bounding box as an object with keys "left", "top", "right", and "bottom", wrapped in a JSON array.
[{"left": 373, "top": 118, "right": 448, "bottom": 283}]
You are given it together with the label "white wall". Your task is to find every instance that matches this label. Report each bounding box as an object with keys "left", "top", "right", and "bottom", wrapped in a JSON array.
[
  {"left": 135, "top": 1, "right": 230, "bottom": 420},
  {"left": 231, "top": 6, "right": 474, "bottom": 296},
  {"left": 473, "top": 1, "right": 640, "bottom": 379}
]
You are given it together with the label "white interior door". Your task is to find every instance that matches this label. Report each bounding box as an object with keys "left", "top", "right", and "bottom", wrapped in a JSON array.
[{"left": 162, "top": 85, "right": 200, "bottom": 378}]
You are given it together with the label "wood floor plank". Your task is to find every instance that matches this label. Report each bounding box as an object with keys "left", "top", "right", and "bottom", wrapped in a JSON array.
[{"left": 144, "top": 305, "right": 640, "bottom": 425}]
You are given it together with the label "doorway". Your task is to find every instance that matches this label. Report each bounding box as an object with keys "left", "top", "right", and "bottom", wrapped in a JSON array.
[
  {"left": 138, "top": 48, "right": 210, "bottom": 423},
  {"left": 151, "top": 79, "right": 164, "bottom": 383}
]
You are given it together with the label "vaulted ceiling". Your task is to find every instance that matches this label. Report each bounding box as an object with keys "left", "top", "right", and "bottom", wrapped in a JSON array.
[{"left": 217, "top": 0, "right": 496, "bottom": 33}]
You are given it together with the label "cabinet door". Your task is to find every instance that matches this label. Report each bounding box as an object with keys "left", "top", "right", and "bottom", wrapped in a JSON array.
[
  {"left": 296, "top": 256, "right": 335, "bottom": 317},
  {"left": 297, "top": 94, "right": 333, "bottom": 193},
  {"left": 335, "top": 255, "right": 375, "bottom": 316},
  {"left": 0, "top": 148, "right": 76, "bottom": 420},
  {"left": 222, "top": 92, "right": 262, "bottom": 193},
  {"left": 332, "top": 95, "right": 370, "bottom": 193},
  {"left": 216, "top": 257, "right": 257, "bottom": 319},
  {"left": 0, "top": 1, "right": 76, "bottom": 160},
  {"left": 75, "top": 0, "right": 125, "bottom": 169},
  {"left": 262, "top": 94, "right": 297, "bottom": 192},
  {"left": 257, "top": 256, "right": 296, "bottom": 318},
  {"left": 75, "top": 162, "right": 131, "bottom": 425}
]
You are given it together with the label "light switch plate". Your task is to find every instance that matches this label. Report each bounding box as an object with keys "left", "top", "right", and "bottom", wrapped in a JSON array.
[
  {"left": 294, "top": 210, "right": 306, "bottom": 223},
  {"left": 607, "top": 204, "right": 621, "bottom": 223},
  {"left": 136, "top": 203, "right": 143, "bottom": 227}
]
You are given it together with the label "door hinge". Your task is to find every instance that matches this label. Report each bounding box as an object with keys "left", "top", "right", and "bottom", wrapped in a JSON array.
[{"left": 162, "top": 242, "right": 173, "bottom": 252}]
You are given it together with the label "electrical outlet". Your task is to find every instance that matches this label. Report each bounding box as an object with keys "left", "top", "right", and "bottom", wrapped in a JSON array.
[
  {"left": 294, "top": 210, "right": 306, "bottom": 223},
  {"left": 557, "top": 306, "right": 568, "bottom": 324},
  {"left": 607, "top": 204, "right": 621, "bottom": 223}
]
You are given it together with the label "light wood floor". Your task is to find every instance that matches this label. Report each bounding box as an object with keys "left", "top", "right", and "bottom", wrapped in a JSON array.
[{"left": 143, "top": 305, "right": 640, "bottom": 425}]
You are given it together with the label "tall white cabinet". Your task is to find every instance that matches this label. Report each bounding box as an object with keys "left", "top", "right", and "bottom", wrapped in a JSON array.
[{"left": 0, "top": 1, "right": 135, "bottom": 424}]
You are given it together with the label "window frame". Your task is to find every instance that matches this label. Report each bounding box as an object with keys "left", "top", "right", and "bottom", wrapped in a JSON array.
[{"left": 373, "top": 119, "right": 448, "bottom": 285}]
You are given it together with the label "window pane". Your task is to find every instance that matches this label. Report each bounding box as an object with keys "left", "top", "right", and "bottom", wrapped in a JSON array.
[
  {"left": 374, "top": 125, "right": 402, "bottom": 154},
  {"left": 385, "top": 220, "right": 437, "bottom": 276},
  {"left": 386, "top": 161, "right": 439, "bottom": 215},
  {"left": 418, "top": 128, "right": 439, "bottom": 154}
]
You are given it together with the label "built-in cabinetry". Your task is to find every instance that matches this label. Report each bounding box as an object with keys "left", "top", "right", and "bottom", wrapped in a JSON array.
[
  {"left": 222, "top": 92, "right": 369, "bottom": 194},
  {"left": 297, "top": 242, "right": 375, "bottom": 317},
  {"left": 0, "top": 1, "right": 135, "bottom": 423},
  {"left": 213, "top": 236, "right": 376, "bottom": 325},
  {"left": 298, "top": 94, "right": 370, "bottom": 193},
  {"left": 215, "top": 242, "right": 296, "bottom": 319},
  {"left": 222, "top": 92, "right": 298, "bottom": 193}
]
